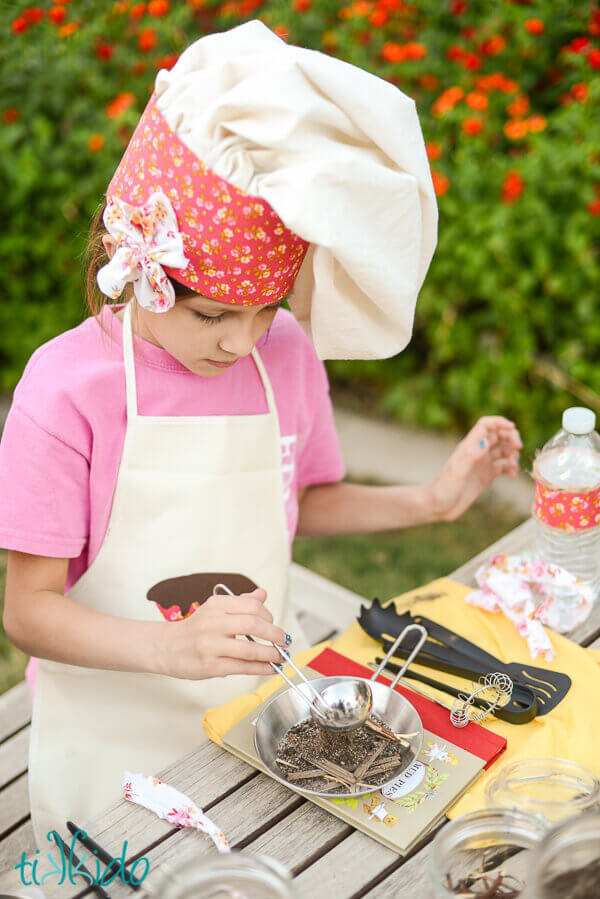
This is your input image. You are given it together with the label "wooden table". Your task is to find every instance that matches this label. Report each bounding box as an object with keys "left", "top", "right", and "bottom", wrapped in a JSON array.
[{"left": 1, "top": 518, "right": 599, "bottom": 897}]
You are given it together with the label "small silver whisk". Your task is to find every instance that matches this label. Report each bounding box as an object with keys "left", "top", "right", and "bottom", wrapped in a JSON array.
[{"left": 450, "top": 672, "right": 513, "bottom": 727}]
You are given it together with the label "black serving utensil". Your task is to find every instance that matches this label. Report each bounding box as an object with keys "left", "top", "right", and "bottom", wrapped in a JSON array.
[
  {"left": 358, "top": 600, "right": 571, "bottom": 715},
  {"left": 374, "top": 657, "right": 537, "bottom": 724},
  {"left": 67, "top": 821, "right": 141, "bottom": 891},
  {"left": 52, "top": 831, "right": 112, "bottom": 898}
]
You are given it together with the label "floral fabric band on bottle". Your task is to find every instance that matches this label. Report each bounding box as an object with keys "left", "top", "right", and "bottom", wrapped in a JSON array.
[
  {"left": 534, "top": 481, "right": 600, "bottom": 531},
  {"left": 122, "top": 771, "right": 230, "bottom": 852},
  {"left": 96, "top": 191, "right": 190, "bottom": 313},
  {"left": 466, "top": 553, "right": 593, "bottom": 661}
]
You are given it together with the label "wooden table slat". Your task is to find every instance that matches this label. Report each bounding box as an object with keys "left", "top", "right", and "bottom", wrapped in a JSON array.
[
  {"left": 0, "top": 727, "right": 29, "bottom": 790},
  {"left": 0, "top": 681, "right": 32, "bottom": 744},
  {"left": 0, "top": 773, "right": 29, "bottom": 838}
]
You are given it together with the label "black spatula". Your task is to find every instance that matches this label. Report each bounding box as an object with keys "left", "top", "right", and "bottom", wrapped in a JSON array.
[{"left": 358, "top": 600, "right": 571, "bottom": 716}]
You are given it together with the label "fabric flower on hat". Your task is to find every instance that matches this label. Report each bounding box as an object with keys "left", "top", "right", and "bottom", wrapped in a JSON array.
[{"left": 97, "top": 191, "right": 189, "bottom": 312}]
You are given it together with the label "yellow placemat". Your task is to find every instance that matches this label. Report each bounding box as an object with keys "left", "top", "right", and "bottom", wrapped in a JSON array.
[{"left": 203, "top": 577, "right": 600, "bottom": 819}]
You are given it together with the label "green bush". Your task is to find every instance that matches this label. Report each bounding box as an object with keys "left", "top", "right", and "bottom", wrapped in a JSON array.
[{"left": 2, "top": 0, "right": 600, "bottom": 451}]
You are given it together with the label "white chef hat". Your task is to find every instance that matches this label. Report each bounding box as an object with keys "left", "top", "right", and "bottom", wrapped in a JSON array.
[{"left": 108, "top": 19, "right": 438, "bottom": 360}]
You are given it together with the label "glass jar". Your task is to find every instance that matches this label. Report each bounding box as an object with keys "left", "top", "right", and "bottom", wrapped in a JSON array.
[
  {"left": 485, "top": 758, "right": 600, "bottom": 828},
  {"left": 528, "top": 810, "right": 600, "bottom": 899},
  {"left": 428, "top": 808, "right": 547, "bottom": 898},
  {"left": 138, "top": 852, "right": 299, "bottom": 899}
]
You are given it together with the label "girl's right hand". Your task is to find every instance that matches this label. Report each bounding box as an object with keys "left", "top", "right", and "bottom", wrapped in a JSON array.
[{"left": 156, "top": 588, "right": 289, "bottom": 680}]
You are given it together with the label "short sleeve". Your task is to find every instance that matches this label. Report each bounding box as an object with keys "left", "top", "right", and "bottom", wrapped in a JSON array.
[
  {"left": 0, "top": 404, "right": 89, "bottom": 558},
  {"left": 296, "top": 359, "right": 346, "bottom": 489}
]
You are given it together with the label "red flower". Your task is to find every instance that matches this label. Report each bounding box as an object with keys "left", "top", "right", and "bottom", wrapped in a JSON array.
[
  {"left": 588, "top": 198, "right": 600, "bottom": 216},
  {"left": 381, "top": 41, "right": 406, "bottom": 63},
  {"left": 23, "top": 7, "right": 45, "bottom": 24},
  {"left": 106, "top": 91, "right": 136, "bottom": 119},
  {"left": 419, "top": 73, "right": 439, "bottom": 89},
  {"left": 461, "top": 26, "right": 475, "bottom": 40},
  {"left": 589, "top": 48, "right": 600, "bottom": 69},
  {"left": 450, "top": 0, "right": 467, "bottom": 13},
  {"left": 431, "top": 170, "right": 450, "bottom": 196},
  {"left": 132, "top": 60, "right": 147, "bottom": 74},
  {"left": 49, "top": 6, "right": 67, "bottom": 23},
  {"left": 465, "top": 90, "right": 488, "bottom": 111},
  {"left": 480, "top": 35, "right": 506, "bottom": 56},
  {"left": 591, "top": 11, "right": 600, "bottom": 36},
  {"left": 155, "top": 53, "right": 179, "bottom": 70},
  {"left": 148, "top": 0, "right": 169, "bottom": 15},
  {"left": 524, "top": 18, "right": 544, "bottom": 35},
  {"left": 273, "top": 25, "right": 290, "bottom": 41},
  {"left": 87, "top": 134, "right": 105, "bottom": 153},
  {"left": 462, "top": 117, "right": 483, "bottom": 136},
  {"left": 2, "top": 108, "right": 20, "bottom": 124},
  {"left": 369, "top": 8, "right": 388, "bottom": 26},
  {"left": 293, "top": 0, "right": 312, "bottom": 10},
  {"left": 404, "top": 41, "right": 427, "bottom": 60},
  {"left": 138, "top": 28, "right": 158, "bottom": 51},
  {"left": 95, "top": 40, "right": 114, "bottom": 61},
  {"left": 446, "top": 45, "right": 465, "bottom": 62},
  {"left": 506, "top": 95, "right": 529, "bottom": 117},
  {"left": 11, "top": 16, "right": 28, "bottom": 33},
  {"left": 502, "top": 170, "right": 524, "bottom": 204},
  {"left": 567, "top": 37, "right": 591, "bottom": 53},
  {"left": 570, "top": 82, "right": 589, "bottom": 102},
  {"left": 462, "top": 52, "right": 482, "bottom": 70},
  {"left": 357, "top": 30, "right": 371, "bottom": 45},
  {"left": 130, "top": 3, "right": 146, "bottom": 18},
  {"left": 426, "top": 141, "right": 442, "bottom": 161}
]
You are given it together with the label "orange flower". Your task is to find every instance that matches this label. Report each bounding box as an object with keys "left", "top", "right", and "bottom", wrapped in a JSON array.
[
  {"left": 273, "top": 24, "right": 290, "bottom": 40},
  {"left": 155, "top": 53, "right": 179, "bottom": 70},
  {"left": 87, "top": 134, "right": 105, "bottom": 153},
  {"left": 2, "top": 108, "right": 20, "bottom": 124},
  {"left": 480, "top": 35, "right": 506, "bottom": 56},
  {"left": 570, "top": 82, "right": 589, "bottom": 102},
  {"left": 431, "top": 86, "right": 464, "bottom": 116},
  {"left": 461, "top": 52, "right": 482, "bottom": 70},
  {"left": 58, "top": 21, "right": 79, "bottom": 36},
  {"left": 293, "top": 0, "right": 312, "bottom": 10},
  {"left": 369, "top": 8, "right": 387, "bottom": 25},
  {"left": 381, "top": 41, "right": 406, "bottom": 63},
  {"left": 130, "top": 2, "right": 146, "bottom": 18},
  {"left": 431, "top": 170, "right": 450, "bottom": 196},
  {"left": 353, "top": 1, "right": 373, "bottom": 15},
  {"left": 426, "top": 141, "right": 442, "bottom": 161},
  {"left": 48, "top": 5, "right": 67, "bottom": 23},
  {"left": 525, "top": 18, "right": 544, "bottom": 35},
  {"left": 507, "top": 95, "right": 529, "bottom": 117},
  {"left": 465, "top": 90, "right": 488, "bottom": 111},
  {"left": 106, "top": 91, "right": 136, "bottom": 119},
  {"left": 504, "top": 119, "right": 528, "bottom": 140},
  {"left": 476, "top": 73, "right": 518, "bottom": 93},
  {"left": 462, "top": 117, "right": 483, "bottom": 136},
  {"left": 404, "top": 41, "right": 427, "bottom": 60},
  {"left": 588, "top": 198, "right": 600, "bottom": 216},
  {"left": 138, "top": 28, "right": 158, "bottom": 51},
  {"left": 526, "top": 115, "right": 547, "bottom": 133},
  {"left": 419, "top": 73, "right": 439, "bottom": 89},
  {"left": 148, "top": 0, "right": 169, "bottom": 14},
  {"left": 502, "top": 170, "right": 524, "bottom": 204},
  {"left": 113, "top": 1, "right": 129, "bottom": 12}
]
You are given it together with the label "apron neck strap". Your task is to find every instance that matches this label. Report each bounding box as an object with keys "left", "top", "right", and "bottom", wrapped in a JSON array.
[{"left": 122, "top": 301, "right": 278, "bottom": 419}]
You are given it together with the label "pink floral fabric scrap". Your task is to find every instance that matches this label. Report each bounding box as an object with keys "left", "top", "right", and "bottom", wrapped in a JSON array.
[
  {"left": 122, "top": 771, "right": 230, "bottom": 852},
  {"left": 466, "top": 553, "right": 593, "bottom": 661},
  {"left": 96, "top": 191, "right": 189, "bottom": 312}
]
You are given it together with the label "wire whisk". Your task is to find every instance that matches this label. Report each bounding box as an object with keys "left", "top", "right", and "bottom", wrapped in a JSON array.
[{"left": 450, "top": 672, "right": 514, "bottom": 728}]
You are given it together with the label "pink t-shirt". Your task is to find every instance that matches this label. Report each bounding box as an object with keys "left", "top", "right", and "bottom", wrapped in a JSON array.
[{"left": 0, "top": 303, "right": 345, "bottom": 695}]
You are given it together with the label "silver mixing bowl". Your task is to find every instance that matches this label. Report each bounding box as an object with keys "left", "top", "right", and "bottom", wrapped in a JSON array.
[{"left": 254, "top": 675, "right": 424, "bottom": 799}]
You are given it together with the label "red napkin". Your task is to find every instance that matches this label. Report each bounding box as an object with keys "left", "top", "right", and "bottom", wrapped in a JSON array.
[{"left": 309, "top": 647, "right": 506, "bottom": 769}]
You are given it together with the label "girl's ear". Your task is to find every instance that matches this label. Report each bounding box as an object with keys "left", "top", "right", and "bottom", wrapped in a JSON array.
[{"left": 101, "top": 233, "right": 117, "bottom": 260}]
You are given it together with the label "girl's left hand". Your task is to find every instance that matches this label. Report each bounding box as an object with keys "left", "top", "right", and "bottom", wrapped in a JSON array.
[{"left": 426, "top": 416, "right": 523, "bottom": 523}]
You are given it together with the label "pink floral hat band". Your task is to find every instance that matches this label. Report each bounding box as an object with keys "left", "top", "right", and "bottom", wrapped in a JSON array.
[{"left": 98, "top": 92, "right": 309, "bottom": 312}]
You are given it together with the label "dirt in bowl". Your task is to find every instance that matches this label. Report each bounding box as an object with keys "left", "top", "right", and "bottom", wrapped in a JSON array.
[{"left": 275, "top": 714, "right": 412, "bottom": 794}]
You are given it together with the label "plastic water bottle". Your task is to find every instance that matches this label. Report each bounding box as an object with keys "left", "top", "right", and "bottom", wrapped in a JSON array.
[{"left": 533, "top": 406, "right": 600, "bottom": 602}]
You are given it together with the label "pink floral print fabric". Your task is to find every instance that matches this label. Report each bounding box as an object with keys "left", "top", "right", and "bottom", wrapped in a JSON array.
[
  {"left": 107, "top": 93, "right": 310, "bottom": 306},
  {"left": 96, "top": 191, "right": 189, "bottom": 312},
  {"left": 534, "top": 482, "right": 600, "bottom": 532}
]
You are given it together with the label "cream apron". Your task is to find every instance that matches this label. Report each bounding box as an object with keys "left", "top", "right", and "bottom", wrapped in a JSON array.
[{"left": 28, "top": 301, "right": 308, "bottom": 849}]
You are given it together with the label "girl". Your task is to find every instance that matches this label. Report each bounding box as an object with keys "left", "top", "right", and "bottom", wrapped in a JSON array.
[{"left": 0, "top": 20, "right": 521, "bottom": 848}]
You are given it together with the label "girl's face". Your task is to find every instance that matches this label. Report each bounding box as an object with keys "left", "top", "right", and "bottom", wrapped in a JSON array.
[
  {"left": 133, "top": 292, "right": 285, "bottom": 377},
  {"left": 103, "top": 235, "right": 286, "bottom": 377}
]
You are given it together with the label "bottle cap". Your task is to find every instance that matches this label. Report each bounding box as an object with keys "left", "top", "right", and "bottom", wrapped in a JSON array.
[{"left": 562, "top": 407, "right": 596, "bottom": 434}]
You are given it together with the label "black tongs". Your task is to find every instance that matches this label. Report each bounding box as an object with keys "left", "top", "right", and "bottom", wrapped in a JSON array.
[{"left": 358, "top": 600, "right": 572, "bottom": 724}]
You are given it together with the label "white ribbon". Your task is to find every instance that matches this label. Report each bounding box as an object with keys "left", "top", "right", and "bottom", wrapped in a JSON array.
[{"left": 97, "top": 191, "right": 189, "bottom": 313}]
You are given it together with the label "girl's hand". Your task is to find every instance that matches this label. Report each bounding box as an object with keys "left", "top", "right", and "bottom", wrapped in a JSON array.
[
  {"left": 156, "top": 588, "right": 289, "bottom": 680},
  {"left": 426, "top": 416, "right": 523, "bottom": 523}
]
